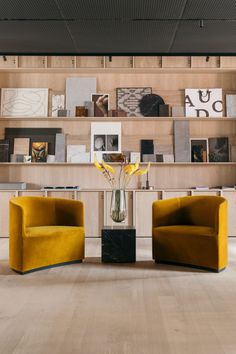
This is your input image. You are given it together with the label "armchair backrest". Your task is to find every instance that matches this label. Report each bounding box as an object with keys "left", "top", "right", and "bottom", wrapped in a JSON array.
[
  {"left": 153, "top": 196, "right": 227, "bottom": 230},
  {"left": 10, "top": 197, "right": 56, "bottom": 228}
]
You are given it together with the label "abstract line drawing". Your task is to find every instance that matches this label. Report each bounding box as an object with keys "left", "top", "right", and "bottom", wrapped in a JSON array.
[
  {"left": 1, "top": 88, "right": 48, "bottom": 117},
  {"left": 116, "top": 87, "right": 152, "bottom": 117}
]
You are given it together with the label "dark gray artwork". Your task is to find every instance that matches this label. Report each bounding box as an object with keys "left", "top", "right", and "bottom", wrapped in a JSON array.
[{"left": 208, "top": 137, "right": 229, "bottom": 162}]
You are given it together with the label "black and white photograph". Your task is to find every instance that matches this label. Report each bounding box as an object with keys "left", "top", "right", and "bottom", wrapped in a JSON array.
[
  {"left": 91, "top": 122, "right": 121, "bottom": 162},
  {"left": 106, "top": 135, "right": 119, "bottom": 151},
  {"left": 94, "top": 135, "right": 106, "bottom": 151}
]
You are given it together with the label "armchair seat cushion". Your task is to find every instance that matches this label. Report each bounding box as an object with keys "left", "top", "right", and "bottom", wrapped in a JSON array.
[
  {"left": 153, "top": 225, "right": 216, "bottom": 239},
  {"left": 25, "top": 225, "right": 84, "bottom": 239}
]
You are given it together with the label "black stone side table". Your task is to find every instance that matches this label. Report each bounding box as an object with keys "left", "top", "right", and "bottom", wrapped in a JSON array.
[{"left": 101, "top": 226, "right": 136, "bottom": 263}]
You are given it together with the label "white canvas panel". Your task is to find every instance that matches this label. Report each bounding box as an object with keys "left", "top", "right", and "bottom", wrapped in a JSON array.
[
  {"left": 66, "top": 77, "right": 96, "bottom": 117},
  {"left": 1, "top": 88, "right": 48, "bottom": 117},
  {"left": 185, "top": 88, "right": 223, "bottom": 117}
]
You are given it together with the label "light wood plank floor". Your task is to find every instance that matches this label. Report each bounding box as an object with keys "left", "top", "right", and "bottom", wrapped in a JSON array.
[{"left": 0, "top": 238, "right": 236, "bottom": 354}]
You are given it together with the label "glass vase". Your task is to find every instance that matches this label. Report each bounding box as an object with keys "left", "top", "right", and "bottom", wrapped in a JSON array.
[{"left": 110, "top": 189, "right": 127, "bottom": 223}]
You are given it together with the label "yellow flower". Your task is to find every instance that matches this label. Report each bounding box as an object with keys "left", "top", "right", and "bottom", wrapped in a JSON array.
[
  {"left": 94, "top": 155, "right": 104, "bottom": 172},
  {"left": 102, "top": 161, "right": 115, "bottom": 175},
  {"left": 135, "top": 162, "right": 151, "bottom": 176}
]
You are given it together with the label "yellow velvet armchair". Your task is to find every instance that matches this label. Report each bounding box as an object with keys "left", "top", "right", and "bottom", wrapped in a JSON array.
[
  {"left": 152, "top": 196, "right": 228, "bottom": 272},
  {"left": 9, "top": 196, "right": 85, "bottom": 274}
]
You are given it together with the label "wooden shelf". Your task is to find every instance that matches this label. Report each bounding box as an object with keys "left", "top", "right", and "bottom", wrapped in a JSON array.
[
  {"left": 0, "top": 67, "right": 236, "bottom": 74},
  {"left": 1, "top": 162, "right": 236, "bottom": 166},
  {"left": 0, "top": 116, "right": 235, "bottom": 122}
]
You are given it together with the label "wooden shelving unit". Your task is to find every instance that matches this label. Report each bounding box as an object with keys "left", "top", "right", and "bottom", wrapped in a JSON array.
[{"left": 0, "top": 55, "right": 236, "bottom": 237}]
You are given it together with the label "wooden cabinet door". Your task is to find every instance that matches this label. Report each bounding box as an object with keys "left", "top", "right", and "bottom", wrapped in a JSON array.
[
  {"left": 46, "top": 191, "right": 75, "bottom": 199},
  {"left": 162, "top": 191, "right": 190, "bottom": 199},
  {"left": 0, "top": 191, "right": 17, "bottom": 237},
  {"left": 47, "top": 56, "right": 75, "bottom": 68},
  {"left": 0, "top": 56, "right": 17, "bottom": 68},
  {"left": 135, "top": 191, "right": 159, "bottom": 237},
  {"left": 77, "top": 191, "right": 104, "bottom": 237},
  {"left": 18, "top": 56, "right": 46, "bottom": 68},
  {"left": 134, "top": 56, "right": 161, "bottom": 68},
  {"left": 76, "top": 56, "right": 104, "bottom": 68},
  {"left": 162, "top": 56, "right": 190, "bottom": 68},
  {"left": 105, "top": 56, "right": 133, "bottom": 68}
]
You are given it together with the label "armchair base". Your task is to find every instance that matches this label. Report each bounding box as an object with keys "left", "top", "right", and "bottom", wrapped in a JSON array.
[
  {"left": 11, "top": 259, "right": 83, "bottom": 275},
  {"left": 154, "top": 260, "right": 226, "bottom": 273}
]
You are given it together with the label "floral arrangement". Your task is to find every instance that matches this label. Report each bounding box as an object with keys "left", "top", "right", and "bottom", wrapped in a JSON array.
[{"left": 94, "top": 155, "right": 150, "bottom": 189}]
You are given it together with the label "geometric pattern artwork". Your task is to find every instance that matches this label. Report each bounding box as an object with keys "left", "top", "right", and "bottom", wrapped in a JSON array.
[
  {"left": 1, "top": 88, "right": 48, "bottom": 117},
  {"left": 116, "top": 87, "right": 152, "bottom": 117}
]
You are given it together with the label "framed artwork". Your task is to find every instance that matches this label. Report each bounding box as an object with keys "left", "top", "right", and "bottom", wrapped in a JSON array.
[
  {"left": 185, "top": 88, "right": 223, "bottom": 117},
  {"left": 190, "top": 139, "right": 208, "bottom": 162},
  {"left": 0, "top": 139, "right": 10, "bottom": 162},
  {"left": 91, "top": 94, "right": 109, "bottom": 117},
  {"left": 1, "top": 88, "right": 48, "bottom": 117},
  {"left": 208, "top": 137, "right": 229, "bottom": 162},
  {"left": 102, "top": 153, "right": 125, "bottom": 163},
  {"left": 31, "top": 142, "right": 48, "bottom": 162},
  {"left": 91, "top": 122, "right": 121, "bottom": 162},
  {"left": 117, "top": 87, "right": 152, "bottom": 117}
]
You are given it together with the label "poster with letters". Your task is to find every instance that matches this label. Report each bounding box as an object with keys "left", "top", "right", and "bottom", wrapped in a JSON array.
[{"left": 185, "top": 88, "right": 223, "bottom": 117}]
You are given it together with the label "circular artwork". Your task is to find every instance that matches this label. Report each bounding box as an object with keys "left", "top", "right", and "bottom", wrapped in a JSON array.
[{"left": 139, "top": 94, "right": 165, "bottom": 116}]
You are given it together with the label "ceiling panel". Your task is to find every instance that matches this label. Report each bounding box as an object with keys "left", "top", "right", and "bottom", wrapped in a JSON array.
[
  {"left": 67, "top": 20, "right": 176, "bottom": 53},
  {"left": 0, "top": 22, "right": 76, "bottom": 53},
  {"left": 182, "top": 0, "right": 236, "bottom": 19},
  {"left": 57, "top": 0, "right": 186, "bottom": 19},
  {"left": 0, "top": 0, "right": 62, "bottom": 19},
  {"left": 172, "top": 20, "right": 236, "bottom": 53}
]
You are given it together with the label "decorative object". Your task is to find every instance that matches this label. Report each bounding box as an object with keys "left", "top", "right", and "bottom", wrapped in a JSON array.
[
  {"left": 66, "top": 77, "right": 96, "bottom": 117},
  {"left": 23, "top": 155, "right": 31, "bottom": 163},
  {"left": 13, "top": 138, "right": 30, "bottom": 155},
  {"left": 163, "top": 154, "right": 175, "bottom": 163},
  {"left": 174, "top": 121, "right": 190, "bottom": 162},
  {"left": 0, "top": 182, "right": 26, "bottom": 189},
  {"left": 70, "top": 152, "right": 90, "bottom": 163},
  {"left": 139, "top": 94, "right": 165, "bottom": 116},
  {"left": 1, "top": 88, "right": 48, "bottom": 117},
  {"left": 92, "top": 93, "right": 109, "bottom": 117},
  {"left": 0, "top": 139, "right": 10, "bottom": 162},
  {"left": 185, "top": 88, "right": 223, "bottom": 117},
  {"left": 52, "top": 94, "right": 65, "bottom": 117},
  {"left": 55, "top": 133, "right": 65, "bottom": 162},
  {"left": 94, "top": 156, "right": 150, "bottom": 222},
  {"left": 130, "top": 152, "right": 140, "bottom": 163},
  {"left": 140, "top": 139, "right": 154, "bottom": 162},
  {"left": 156, "top": 154, "right": 164, "bottom": 162},
  {"left": 172, "top": 106, "right": 185, "bottom": 117},
  {"left": 109, "top": 109, "right": 127, "bottom": 117},
  {"left": 159, "top": 104, "right": 169, "bottom": 117},
  {"left": 10, "top": 154, "right": 24, "bottom": 162},
  {"left": 5, "top": 128, "right": 61, "bottom": 155},
  {"left": 142, "top": 154, "right": 156, "bottom": 162},
  {"left": 208, "top": 137, "right": 229, "bottom": 162},
  {"left": 91, "top": 122, "right": 121, "bottom": 162},
  {"left": 226, "top": 95, "right": 236, "bottom": 117},
  {"left": 84, "top": 101, "right": 94, "bottom": 117},
  {"left": 102, "top": 226, "right": 136, "bottom": 263},
  {"left": 230, "top": 145, "right": 236, "bottom": 162},
  {"left": 57, "top": 109, "right": 69, "bottom": 117},
  {"left": 102, "top": 153, "right": 125, "bottom": 163},
  {"left": 190, "top": 138, "right": 208, "bottom": 162},
  {"left": 67, "top": 145, "right": 86, "bottom": 162},
  {"left": 75, "top": 106, "right": 88, "bottom": 117},
  {"left": 46, "top": 155, "right": 55, "bottom": 163},
  {"left": 31, "top": 142, "right": 48, "bottom": 162},
  {"left": 117, "top": 87, "right": 152, "bottom": 117}
]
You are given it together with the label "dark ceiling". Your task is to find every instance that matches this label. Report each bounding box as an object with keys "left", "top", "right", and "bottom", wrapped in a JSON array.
[{"left": 0, "top": 0, "right": 236, "bottom": 55}]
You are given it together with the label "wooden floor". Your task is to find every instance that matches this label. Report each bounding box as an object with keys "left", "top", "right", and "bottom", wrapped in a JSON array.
[{"left": 0, "top": 238, "right": 236, "bottom": 354}]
